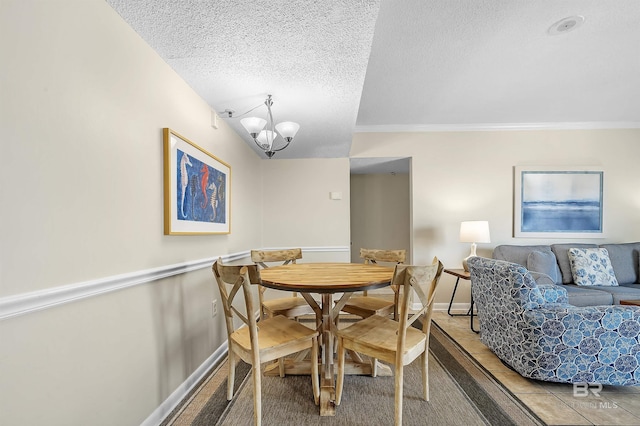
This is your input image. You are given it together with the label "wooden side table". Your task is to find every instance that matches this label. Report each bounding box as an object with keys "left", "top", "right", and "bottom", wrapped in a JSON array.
[{"left": 444, "top": 268, "right": 477, "bottom": 332}]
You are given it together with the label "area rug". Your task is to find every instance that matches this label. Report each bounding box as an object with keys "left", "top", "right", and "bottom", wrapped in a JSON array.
[{"left": 162, "top": 322, "right": 543, "bottom": 426}]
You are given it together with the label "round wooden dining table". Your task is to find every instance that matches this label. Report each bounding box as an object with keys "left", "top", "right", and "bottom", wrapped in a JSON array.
[{"left": 259, "top": 262, "right": 395, "bottom": 416}]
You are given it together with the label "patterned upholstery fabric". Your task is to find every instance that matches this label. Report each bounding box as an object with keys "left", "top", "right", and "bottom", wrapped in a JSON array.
[
  {"left": 538, "top": 283, "right": 569, "bottom": 304},
  {"left": 568, "top": 248, "right": 619, "bottom": 287},
  {"left": 468, "top": 256, "right": 640, "bottom": 386}
]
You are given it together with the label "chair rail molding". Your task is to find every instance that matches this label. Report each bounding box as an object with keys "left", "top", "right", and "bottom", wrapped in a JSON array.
[
  {"left": 0, "top": 252, "right": 248, "bottom": 321},
  {"left": 0, "top": 246, "right": 350, "bottom": 321}
]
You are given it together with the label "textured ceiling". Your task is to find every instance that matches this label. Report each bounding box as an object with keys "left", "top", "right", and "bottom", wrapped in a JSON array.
[
  {"left": 107, "top": 0, "right": 640, "bottom": 167},
  {"left": 106, "top": 0, "right": 381, "bottom": 159},
  {"left": 357, "top": 0, "right": 640, "bottom": 131}
]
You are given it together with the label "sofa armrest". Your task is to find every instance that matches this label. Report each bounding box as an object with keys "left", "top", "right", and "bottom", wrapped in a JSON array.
[
  {"left": 520, "top": 304, "right": 640, "bottom": 384},
  {"left": 537, "top": 283, "right": 568, "bottom": 304},
  {"left": 529, "top": 271, "right": 555, "bottom": 285},
  {"left": 525, "top": 304, "right": 640, "bottom": 333}
]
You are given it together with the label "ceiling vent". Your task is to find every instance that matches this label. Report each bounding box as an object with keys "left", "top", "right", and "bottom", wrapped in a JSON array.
[{"left": 547, "top": 15, "right": 585, "bottom": 35}]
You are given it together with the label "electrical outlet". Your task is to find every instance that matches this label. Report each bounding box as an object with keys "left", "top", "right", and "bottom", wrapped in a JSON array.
[{"left": 212, "top": 300, "right": 218, "bottom": 317}]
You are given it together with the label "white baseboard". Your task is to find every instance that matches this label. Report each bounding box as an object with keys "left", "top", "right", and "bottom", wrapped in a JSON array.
[
  {"left": 142, "top": 311, "right": 261, "bottom": 426},
  {"left": 433, "top": 302, "right": 471, "bottom": 313},
  {"left": 140, "top": 342, "right": 229, "bottom": 426}
]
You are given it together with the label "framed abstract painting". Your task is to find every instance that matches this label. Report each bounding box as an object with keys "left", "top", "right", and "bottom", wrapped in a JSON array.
[
  {"left": 514, "top": 166, "right": 603, "bottom": 238},
  {"left": 163, "top": 128, "right": 231, "bottom": 235}
]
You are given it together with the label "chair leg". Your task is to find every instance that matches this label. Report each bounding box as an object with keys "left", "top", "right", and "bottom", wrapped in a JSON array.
[
  {"left": 395, "top": 364, "right": 404, "bottom": 426},
  {"left": 227, "top": 350, "right": 236, "bottom": 400},
  {"left": 311, "top": 338, "right": 320, "bottom": 405},
  {"left": 371, "top": 357, "right": 378, "bottom": 377},
  {"left": 333, "top": 314, "right": 340, "bottom": 355},
  {"left": 252, "top": 364, "right": 262, "bottom": 426},
  {"left": 278, "top": 357, "right": 285, "bottom": 377},
  {"left": 422, "top": 351, "right": 429, "bottom": 401},
  {"left": 336, "top": 337, "right": 345, "bottom": 405}
]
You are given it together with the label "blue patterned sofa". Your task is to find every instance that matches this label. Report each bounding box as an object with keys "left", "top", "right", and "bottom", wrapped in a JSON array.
[{"left": 467, "top": 256, "right": 640, "bottom": 385}]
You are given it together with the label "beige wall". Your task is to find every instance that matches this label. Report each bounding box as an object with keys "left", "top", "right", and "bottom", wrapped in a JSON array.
[
  {"left": 0, "top": 2, "right": 352, "bottom": 425},
  {"left": 351, "top": 130, "right": 640, "bottom": 305},
  {"left": 261, "top": 158, "right": 351, "bottom": 262},
  {"left": 0, "top": 1, "right": 262, "bottom": 425},
  {"left": 2, "top": 1, "right": 640, "bottom": 425},
  {"left": 350, "top": 173, "right": 411, "bottom": 263},
  {"left": 1, "top": 0, "right": 263, "bottom": 296}
]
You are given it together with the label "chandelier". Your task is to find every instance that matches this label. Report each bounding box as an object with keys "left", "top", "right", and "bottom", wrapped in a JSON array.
[{"left": 223, "top": 95, "right": 299, "bottom": 159}]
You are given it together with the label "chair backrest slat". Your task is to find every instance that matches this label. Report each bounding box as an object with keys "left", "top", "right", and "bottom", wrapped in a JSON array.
[
  {"left": 395, "top": 257, "right": 444, "bottom": 350},
  {"left": 251, "top": 248, "right": 302, "bottom": 266},
  {"left": 359, "top": 248, "right": 407, "bottom": 300},
  {"left": 213, "top": 258, "right": 261, "bottom": 337},
  {"left": 250, "top": 249, "right": 304, "bottom": 319},
  {"left": 360, "top": 248, "right": 406, "bottom": 265}
]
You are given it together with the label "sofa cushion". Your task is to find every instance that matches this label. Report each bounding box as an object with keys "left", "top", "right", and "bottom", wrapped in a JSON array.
[
  {"left": 568, "top": 248, "right": 618, "bottom": 286},
  {"left": 562, "top": 285, "right": 614, "bottom": 306},
  {"left": 493, "top": 244, "right": 551, "bottom": 265},
  {"left": 585, "top": 284, "right": 640, "bottom": 304},
  {"left": 600, "top": 243, "right": 640, "bottom": 285},
  {"left": 527, "top": 250, "right": 561, "bottom": 285},
  {"left": 551, "top": 243, "right": 598, "bottom": 284}
]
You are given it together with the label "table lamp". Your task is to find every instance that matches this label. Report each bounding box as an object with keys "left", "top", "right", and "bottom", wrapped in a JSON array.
[{"left": 460, "top": 221, "right": 491, "bottom": 272}]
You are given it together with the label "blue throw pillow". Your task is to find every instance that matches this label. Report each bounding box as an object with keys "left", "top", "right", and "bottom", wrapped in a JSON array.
[
  {"left": 568, "top": 248, "right": 618, "bottom": 286},
  {"left": 527, "top": 250, "right": 560, "bottom": 284}
]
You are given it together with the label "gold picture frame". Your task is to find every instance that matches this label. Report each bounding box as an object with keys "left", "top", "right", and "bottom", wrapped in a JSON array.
[{"left": 163, "top": 128, "right": 231, "bottom": 235}]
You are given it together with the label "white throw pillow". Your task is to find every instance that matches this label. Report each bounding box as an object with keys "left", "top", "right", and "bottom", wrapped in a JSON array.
[{"left": 568, "top": 248, "right": 618, "bottom": 286}]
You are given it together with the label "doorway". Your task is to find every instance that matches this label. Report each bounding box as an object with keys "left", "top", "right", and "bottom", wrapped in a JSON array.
[{"left": 349, "top": 157, "right": 411, "bottom": 263}]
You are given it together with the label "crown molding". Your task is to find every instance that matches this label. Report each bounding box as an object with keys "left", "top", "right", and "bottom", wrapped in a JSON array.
[{"left": 354, "top": 122, "right": 640, "bottom": 133}]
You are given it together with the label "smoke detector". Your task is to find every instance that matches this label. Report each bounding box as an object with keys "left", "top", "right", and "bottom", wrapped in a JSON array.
[{"left": 547, "top": 15, "right": 585, "bottom": 35}]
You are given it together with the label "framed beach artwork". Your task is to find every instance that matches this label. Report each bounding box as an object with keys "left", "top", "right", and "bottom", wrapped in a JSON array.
[
  {"left": 163, "top": 128, "right": 231, "bottom": 235},
  {"left": 514, "top": 166, "right": 604, "bottom": 238}
]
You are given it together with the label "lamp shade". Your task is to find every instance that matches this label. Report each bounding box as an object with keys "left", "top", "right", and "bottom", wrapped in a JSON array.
[
  {"left": 240, "top": 117, "right": 267, "bottom": 137},
  {"left": 256, "top": 130, "right": 276, "bottom": 150},
  {"left": 459, "top": 221, "right": 491, "bottom": 243},
  {"left": 275, "top": 121, "right": 300, "bottom": 141}
]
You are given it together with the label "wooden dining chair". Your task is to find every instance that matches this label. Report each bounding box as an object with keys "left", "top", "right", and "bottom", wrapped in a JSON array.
[
  {"left": 251, "top": 248, "right": 315, "bottom": 321},
  {"left": 340, "top": 248, "right": 406, "bottom": 319},
  {"left": 335, "top": 257, "right": 444, "bottom": 426},
  {"left": 213, "top": 258, "right": 319, "bottom": 426}
]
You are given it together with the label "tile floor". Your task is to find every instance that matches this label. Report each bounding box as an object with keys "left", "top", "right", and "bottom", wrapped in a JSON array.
[{"left": 431, "top": 311, "right": 640, "bottom": 426}]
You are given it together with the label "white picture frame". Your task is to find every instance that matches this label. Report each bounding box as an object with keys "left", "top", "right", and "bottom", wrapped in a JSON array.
[{"left": 514, "top": 166, "right": 604, "bottom": 238}]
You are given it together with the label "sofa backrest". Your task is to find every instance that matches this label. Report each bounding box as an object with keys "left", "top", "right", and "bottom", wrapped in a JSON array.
[
  {"left": 550, "top": 243, "right": 598, "bottom": 284},
  {"left": 494, "top": 243, "right": 640, "bottom": 286},
  {"left": 600, "top": 243, "right": 640, "bottom": 285},
  {"left": 468, "top": 256, "right": 544, "bottom": 311},
  {"left": 493, "top": 245, "right": 562, "bottom": 285}
]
